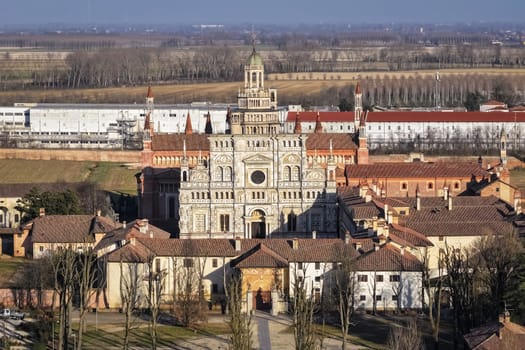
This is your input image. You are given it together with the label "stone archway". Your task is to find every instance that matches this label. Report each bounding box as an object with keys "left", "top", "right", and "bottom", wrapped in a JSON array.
[{"left": 251, "top": 209, "right": 266, "bottom": 238}]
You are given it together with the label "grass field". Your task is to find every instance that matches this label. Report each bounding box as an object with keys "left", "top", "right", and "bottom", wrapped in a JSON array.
[
  {"left": 0, "top": 256, "right": 29, "bottom": 287},
  {"left": 0, "top": 159, "right": 138, "bottom": 194}
]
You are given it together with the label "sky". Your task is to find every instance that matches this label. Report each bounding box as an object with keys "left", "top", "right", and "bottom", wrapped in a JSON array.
[{"left": 1, "top": 0, "right": 524, "bottom": 26}]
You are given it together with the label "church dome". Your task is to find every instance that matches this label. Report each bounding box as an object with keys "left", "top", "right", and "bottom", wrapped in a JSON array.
[{"left": 246, "top": 48, "right": 263, "bottom": 66}]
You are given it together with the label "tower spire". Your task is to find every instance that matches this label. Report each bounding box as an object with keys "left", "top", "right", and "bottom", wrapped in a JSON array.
[
  {"left": 294, "top": 112, "right": 302, "bottom": 134},
  {"left": 314, "top": 112, "right": 323, "bottom": 133},
  {"left": 185, "top": 111, "right": 193, "bottom": 135}
]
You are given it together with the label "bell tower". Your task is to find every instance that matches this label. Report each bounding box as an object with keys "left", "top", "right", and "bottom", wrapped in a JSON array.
[{"left": 230, "top": 34, "right": 280, "bottom": 136}]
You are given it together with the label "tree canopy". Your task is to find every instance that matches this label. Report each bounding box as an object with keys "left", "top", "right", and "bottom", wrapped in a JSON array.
[{"left": 15, "top": 187, "right": 83, "bottom": 223}]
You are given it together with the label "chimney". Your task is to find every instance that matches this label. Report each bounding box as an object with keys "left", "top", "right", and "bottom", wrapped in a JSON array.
[
  {"left": 292, "top": 238, "right": 299, "bottom": 250},
  {"left": 122, "top": 221, "right": 127, "bottom": 229},
  {"left": 387, "top": 211, "right": 393, "bottom": 225},
  {"left": 514, "top": 190, "right": 522, "bottom": 215},
  {"left": 39, "top": 208, "right": 45, "bottom": 217},
  {"left": 374, "top": 244, "right": 379, "bottom": 251},
  {"left": 312, "top": 230, "right": 317, "bottom": 239},
  {"left": 379, "top": 235, "right": 386, "bottom": 245},
  {"left": 139, "top": 219, "right": 149, "bottom": 233},
  {"left": 235, "top": 237, "right": 241, "bottom": 252},
  {"left": 415, "top": 185, "right": 421, "bottom": 211},
  {"left": 345, "top": 231, "right": 350, "bottom": 245},
  {"left": 96, "top": 209, "right": 101, "bottom": 217},
  {"left": 443, "top": 186, "right": 449, "bottom": 201},
  {"left": 130, "top": 236, "right": 136, "bottom": 246},
  {"left": 448, "top": 196, "right": 453, "bottom": 211},
  {"left": 400, "top": 246, "right": 405, "bottom": 255},
  {"left": 354, "top": 242, "right": 362, "bottom": 251}
]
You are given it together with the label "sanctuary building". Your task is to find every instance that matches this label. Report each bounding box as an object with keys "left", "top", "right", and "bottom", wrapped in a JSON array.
[{"left": 138, "top": 45, "right": 363, "bottom": 238}]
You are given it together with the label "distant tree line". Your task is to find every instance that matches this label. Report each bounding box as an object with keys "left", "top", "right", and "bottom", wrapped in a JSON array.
[{"left": 5, "top": 42, "right": 522, "bottom": 91}]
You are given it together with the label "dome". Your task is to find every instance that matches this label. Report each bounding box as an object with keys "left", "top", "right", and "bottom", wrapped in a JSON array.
[{"left": 246, "top": 48, "right": 263, "bottom": 66}]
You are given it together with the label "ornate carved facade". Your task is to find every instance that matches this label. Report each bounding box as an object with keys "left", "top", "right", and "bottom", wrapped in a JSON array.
[{"left": 139, "top": 46, "right": 359, "bottom": 238}]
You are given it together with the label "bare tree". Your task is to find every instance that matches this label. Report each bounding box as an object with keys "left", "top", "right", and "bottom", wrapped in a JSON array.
[
  {"left": 442, "top": 244, "right": 477, "bottom": 349},
  {"left": 333, "top": 247, "right": 358, "bottom": 350},
  {"left": 473, "top": 231, "right": 523, "bottom": 319},
  {"left": 146, "top": 255, "right": 165, "bottom": 350},
  {"left": 227, "top": 274, "right": 252, "bottom": 350},
  {"left": 421, "top": 248, "right": 444, "bottom": 350},
  {"left": 50, "top": 246, "right": 78, "bottom": 350},
  {"left": 172, "top": 243, "right": 208, "bottom": 328},
  {"left": 292, "top": 264, "right": 319, "bottom": 350},
  {"left": 76, "top": 247, "right": 98, "bottom": 350},
  {"left": 120, "top": 261, "right": 142, "bottom": 350},
  {"left": 387, "top": 318, "right": 425, "bottom": 350}
]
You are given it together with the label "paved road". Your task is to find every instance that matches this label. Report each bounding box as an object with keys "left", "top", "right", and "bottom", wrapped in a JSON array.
[{"left": 255, "top": 312, "right": 272, "bottom": 350}]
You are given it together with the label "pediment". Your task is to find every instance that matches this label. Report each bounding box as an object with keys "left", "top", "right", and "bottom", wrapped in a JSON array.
[
  {"left": 242, "top": 154, "right": 273, "bottom": 164},
  {"left": 214, "top": 155, "right": 233, "bottom": 164},
  {"left": 282, "top": 153, "right": 301, "bottom": 164}
]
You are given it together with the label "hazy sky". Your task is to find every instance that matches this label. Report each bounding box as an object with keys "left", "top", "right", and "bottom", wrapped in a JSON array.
[{"left": 2, "top": 0, "right": 524, "bottom": 26}]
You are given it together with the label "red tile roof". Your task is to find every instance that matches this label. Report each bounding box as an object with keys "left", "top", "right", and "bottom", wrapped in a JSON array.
[
  {"left": 233, "top": 244, "right": 289, "bottom": 268},
  {"left": 128, "top": 238, "right": 357, "bottom": 263},
  {"left": 366, "top": 111, "right": 524, "bottom": 123},
  {"left": 286, "top": 111, "right": 525, "bottom": 123},
  {"left": 152, "top": 134, "right": 209, "bottom": 151},
  {"left": 389, "top": 224, "right": 433, "bottom": 247},
  {"left": 355, "top": 243, "right": 422, "bottom": 272},
  {"left": 345, "top": 162, "right": 488, "bottom": 179},
  {"left": 31, "top": 215, "right": 118, "bottom": 244},
  {"left": 306, "top": 133, "right": 357, "bottom": 150},
  {"left": 286, "top": 112, "right": 354, "bottom": 123},
  {"left": 401, "top": 196, "right": 513, "bottom": 237}
]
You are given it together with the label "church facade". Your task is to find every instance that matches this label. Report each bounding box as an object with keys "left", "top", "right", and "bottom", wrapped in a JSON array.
[
  {"left": 176, "top": 47, "right": 358, "bottom": 239},
  {"left": 139, "top": 45, "right": 361, "bottom": 239}
]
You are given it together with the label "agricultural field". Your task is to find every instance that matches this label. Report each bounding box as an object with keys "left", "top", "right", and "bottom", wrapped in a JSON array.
[{"left": 0, "top": 159, "right": 138, "bottom": 194}]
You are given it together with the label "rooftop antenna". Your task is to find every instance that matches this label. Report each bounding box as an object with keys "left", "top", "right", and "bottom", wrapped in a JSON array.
[{"left": 251, "top": 27, "right": 257, "bottom": 52}]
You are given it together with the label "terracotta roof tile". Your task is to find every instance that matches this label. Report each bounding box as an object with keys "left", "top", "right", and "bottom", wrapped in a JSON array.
[
  {"left": 400, "top": 196, "right": 513, "bottom": 237},
  {"left": 129, "top": 238, "right": 357, "bottom": 263},
  {"left": 355, "top": 244, "right": 422, "bottom": 272},
  {"left": 233, "top": 244, "right": 289, "bottom": 268},
  {"left": 306, "top": 133, "right": 357, "bottom": 150},
  {"left": 106, "top": 241, "right": 151, "bottom": 263},
  {"left": 286, "top": 111, "right": 354, "bottom": 123},
  {"left": 152, "top": 134, "right": 209, "bottom": 151},
  {"left": 366, "top": 111, "right": 523, "bottom": 123},
  {"left": 345, "top": 162, "right": 489, "bottom": 179},
  {"left": 31, "top": 215, "right": 117, "bottom": 244},
  {"left": 287, "top": 111, "right": 525, "bottom": 123},
  {"left": 389, "top": 224, "right": 433, "bottom": 247}
]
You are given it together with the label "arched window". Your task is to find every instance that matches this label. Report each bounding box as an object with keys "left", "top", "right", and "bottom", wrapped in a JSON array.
[
  {"left": 292, "top": 166, "right": 300, "bottom": 181},
  {"left": 284, "top": 166, "right": 291, "bottom": 181},
  {"left": 224, "top": 166, "right": 232, "bottom": 182},
  {"left": 215, "top": 166, "right": 223, "bottom": 181}
]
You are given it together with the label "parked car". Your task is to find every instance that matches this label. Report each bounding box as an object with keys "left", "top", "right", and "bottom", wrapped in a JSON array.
[{"left": 1, "top": 308, "right": 25, "bottom": 320}]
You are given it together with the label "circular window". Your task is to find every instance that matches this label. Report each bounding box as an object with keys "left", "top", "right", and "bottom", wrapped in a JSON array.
[{"left": 250, "top": 170, "right": 266, "bottom": 184}]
